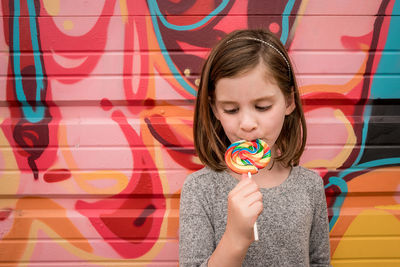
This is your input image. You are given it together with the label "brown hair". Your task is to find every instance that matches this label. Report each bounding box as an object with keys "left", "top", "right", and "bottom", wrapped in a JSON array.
[{"left": 193, "top": 29, "right": 307, "bottom": 171}]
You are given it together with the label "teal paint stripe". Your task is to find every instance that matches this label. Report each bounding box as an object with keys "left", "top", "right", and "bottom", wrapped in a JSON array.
[
  {"left": 370, "top": 1, "right": 400, "bottom": 99},
  {"left": 328, "top": 2, "right": 400, "bottom": 229},
  {"left": 326, "top": 176, "right": 348, "bottom": 230},
  {"left": 352, "top": 105, "right": 372, "bottom": 167},
  {"left": 27, "top": 0, "right": 44, "bottom": 99},
  {"left": 147, "top": 1, "right": 201, "bottom": 96},
  {"left": 148, "top": 0, "right": 229, "bottom": 31},
  {"left": 13, "top": 0, "right": 44, "bottom": 123},
  {"left": 280, "top": 0, "right": 295, "bottom": 44},
  {"left": 327, "top": 157, "right": 400, "bottom": 231}
]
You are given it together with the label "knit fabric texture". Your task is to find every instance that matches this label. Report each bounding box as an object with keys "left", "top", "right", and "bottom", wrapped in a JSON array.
[{"left": 179, "top": 166, "right": 331, "bottom": 266}]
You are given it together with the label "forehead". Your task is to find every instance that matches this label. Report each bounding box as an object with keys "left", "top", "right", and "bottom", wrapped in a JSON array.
[{"left": 214, "top": 62, "right": 282, "bottom": 101}]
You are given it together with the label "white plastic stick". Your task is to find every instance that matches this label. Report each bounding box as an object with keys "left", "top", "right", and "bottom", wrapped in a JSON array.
[{"left": 248, "top": 171, "right": 259, "bottom": 241}]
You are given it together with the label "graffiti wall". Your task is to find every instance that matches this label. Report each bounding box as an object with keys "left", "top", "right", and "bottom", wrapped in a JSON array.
[{"left": 0, "top": 0, "right": 399, "bottom": 266}]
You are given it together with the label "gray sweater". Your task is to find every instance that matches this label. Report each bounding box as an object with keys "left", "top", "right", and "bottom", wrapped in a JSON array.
[{"left": 179, "top": 166, "right": 331, "bottom": 266}]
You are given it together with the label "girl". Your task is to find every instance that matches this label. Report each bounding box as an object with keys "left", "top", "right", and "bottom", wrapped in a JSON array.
[{"left": 179, "top": 29, "right": 331, "bottom": 266}]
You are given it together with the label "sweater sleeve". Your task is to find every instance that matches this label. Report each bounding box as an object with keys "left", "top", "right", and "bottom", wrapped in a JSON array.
[
  {"left": 179, "top": 173, "right": 215, "bottom": 267},
  {"left": 309, "top": 176, "right": 331, "bottom": 266}
]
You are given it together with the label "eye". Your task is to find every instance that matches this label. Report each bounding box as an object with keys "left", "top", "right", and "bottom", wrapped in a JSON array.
[
  {"left": 223, "top": 108, "right": 239, "bottom": 114},
  {"left": 255, "top": 105, "right": 271, "bottom": 111}
]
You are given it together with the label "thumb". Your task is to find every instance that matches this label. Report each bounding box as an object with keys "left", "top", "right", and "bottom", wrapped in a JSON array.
[{"left": 240, "top": 173, "right": 248, "bottom": 181}]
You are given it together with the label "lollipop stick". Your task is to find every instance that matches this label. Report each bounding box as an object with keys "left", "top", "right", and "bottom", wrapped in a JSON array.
[{"left": 248, "top": 171, "right": 259, "bottom": 241}]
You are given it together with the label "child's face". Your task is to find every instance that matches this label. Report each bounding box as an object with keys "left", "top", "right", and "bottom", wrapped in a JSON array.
[{"left": 212, "top": 62, "right": 295, "bottom": 152}]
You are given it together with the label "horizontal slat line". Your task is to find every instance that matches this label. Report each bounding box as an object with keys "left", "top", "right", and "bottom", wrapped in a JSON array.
[
  {"left": 1, "top": 115, "right": 399, "bottom": 122},
  {"left": 0, "top": 237, "right": 178, "bottom": 242},
  {"left": 2, "top": 71, "right": 400, "bottom": 77},
  {"left": 1, "top": 193, "right": 399, "bottom": 200},
  {"left": 0, "top": 261, "right": 178, "bottom": 265},
  {"left": 3, "top": 236, "right": 400, "bottom": 242},
  {"left": 1, "top": 145, "right": 399, "bottom": 150},
  {"left": 1, "top": 145, "right": 400, "bottom": 151},
  {"left": 2, "top": 72, "right": 400, "bottom": 77},
  {"left": 332, "top": 259, "right": 400, "bottom": 262},
  {"left": 0, "top": 264, "right": 178, "bottom": 267},
  {"left": 0, "top": 191, "right": 399, "bottom": 199},
  {"left": 3, "top": 143, "right": 400, "bottom": 149},
  {"left": 0, "top": 263, "right": 178, "bottom": 267},
  {"left": 0, "top": 169, "right": 188, "bottom": 174},
  {"left": 0, "top": 166, "right": 398, "bottom": 172},
  {"left": 4, "top": 51, "right": 400, "bottom": 55},
  {"left": 2, "top": 74, "right": 400, "bottom": 78},
  {"left": 2, "top": 48, "right": 400, "bottom": 52},
  {"left": 1, "top": 236, "right": 399, "bottom": 245},
  {"left": 2, "top": 99, "right": 400, "bottom": 106},
  {"left": 328, "top": 209, "right": 400, "bottom": 216},
  {"left": 0, "top": 259, "right": 178, "bottom": 267},
  {"left": 0, "top": 167, "right": 397, "bottom": 173},
  {"left": 1, "top": 14, "right": 398, "bottom": 17},
  {"left": 329, "top": 235, "right": 400, "bottom": 241},
  {"left": 0, "top": 194, "right": 180, "bottom": 198}
]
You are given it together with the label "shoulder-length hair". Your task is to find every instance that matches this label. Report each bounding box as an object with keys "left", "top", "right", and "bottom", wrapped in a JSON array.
[{"left": 193, "top": 29, "right": 307, "bottom": 171}]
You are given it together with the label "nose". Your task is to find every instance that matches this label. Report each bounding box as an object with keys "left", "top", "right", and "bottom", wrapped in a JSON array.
[{"left": 239, "top": 110, "right": 257, "bottom": 132}]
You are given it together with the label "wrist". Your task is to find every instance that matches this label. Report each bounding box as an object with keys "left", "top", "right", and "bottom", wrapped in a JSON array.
[{"left": 223, "top": 228, "right": 252, "bottom": 252}]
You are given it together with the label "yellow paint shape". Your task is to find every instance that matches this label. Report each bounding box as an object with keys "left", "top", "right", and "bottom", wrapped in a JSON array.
[
  {"left": 63, "top": 20, "right": 74, "bottom": 30},
  {"left": 119, "top": 0, "right": 128, "bottom": 23},
  {"left": 58, "top": 125, "right": 128, "bottom": 194},
  {"left": 0, "top": 118, "right": 20, "bottom": 197},
  {"left": 375, "top": 204, "right": 400, "bottom": 211},
  {"left": 43, "top": 0, "right": 60, "bottom": 16},
  {"left": 333, "top": 209, "right": 400, "bottom": 260},
  {"left": 75, "top": 171, "right": 129, "bottom": 195},
  {"left": 330, "top": 167, "right": 400, "bottom": 256},
  {"left": 300, "top": 54, "right": 367, "bottom": 95},
  {"left": 303, "top": 109, "right": 356, "bottom": 169},
  {"left": 0, "top": 197, "right": 92, "bottom": 263}
]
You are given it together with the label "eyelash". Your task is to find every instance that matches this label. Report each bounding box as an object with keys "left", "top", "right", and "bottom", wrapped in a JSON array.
[
  {"left": 256, "top": 105, "right": 271, "bottom": 111},
  {"left": 223, "top": 106, "right": 271, "bottom": 114}
]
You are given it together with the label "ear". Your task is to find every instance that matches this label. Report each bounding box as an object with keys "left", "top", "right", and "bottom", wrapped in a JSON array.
[{"left": 285, "top": 90, "right": 296, "bottom": 115}]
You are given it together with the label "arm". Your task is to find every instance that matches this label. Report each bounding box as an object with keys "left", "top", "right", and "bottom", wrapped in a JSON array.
[
  {"left": 309, "top": 177, "right": 331, "bottom": 266},
  {"left": 179, "top": 174, "right": 261, "bottom": 267},
  {"left": 179, "top": 175, "right": 215, "bottom": 267},
  {"left": 207, "top": 174, "right": 261, "bottom": 266}
]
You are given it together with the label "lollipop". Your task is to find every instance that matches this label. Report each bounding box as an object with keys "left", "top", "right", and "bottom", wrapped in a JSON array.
[
  {"left": 225, "top": 139, "right": 271, "bottom": 174},
  {"left": 224, "top": 139, "right": 271, "bottom": 241}
]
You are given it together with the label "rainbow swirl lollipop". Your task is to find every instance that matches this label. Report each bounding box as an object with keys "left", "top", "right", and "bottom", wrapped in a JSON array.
[{"left": 225, "top": 139, "right": 271, "bottom": 174}]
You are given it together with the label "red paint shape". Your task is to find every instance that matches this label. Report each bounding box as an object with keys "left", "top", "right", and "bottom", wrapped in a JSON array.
[
  {"left": 76, "top": 110, "right": 165, "bottom": 258},
  {"left": 22, "top": 136, "right": 34, "bottom": 147},
  {"left": 0, "top": 209, "right": 12, "bottom": 221},
  {"left": 43, "top": 169, "right": 71, "bottom": 183},
  {"left": 146, "top": 114, "right": 202, "bottom": 170},
  {"left": 100, "top": 98, "right": 113, "bottom": 111},
  {"left": 341, "top": 32, "right": 373, "bottom": 50},
  {"left": 165, "top": 0, "right": 215, "bottom": 25},
  {"left": 269, "top": 22, "right": 280, "bottom": 33},
  {"left": 143, "top": 98, "right": 155, "bottom": 109}
]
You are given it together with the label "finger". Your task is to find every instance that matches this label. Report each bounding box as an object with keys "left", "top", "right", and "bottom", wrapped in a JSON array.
[
  {"left": 235, "top": 183, "right": 259, "bottom": 198},
  {"left": 230, "top": 177, "right": 252, "bottom": 195},
  {"left": 249, "top": 201, "right": 263, "bottom": 218},
  {"left": 245, "top": 191, "right": 263, "bottom": 206},
  {"left": 240, "top": 173, "right": 248, "bottom": 181}
]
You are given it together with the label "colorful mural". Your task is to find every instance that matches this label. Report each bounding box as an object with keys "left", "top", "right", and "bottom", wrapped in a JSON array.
[{"left": 0, "top": 0, "right": 399, "bottom": 266}]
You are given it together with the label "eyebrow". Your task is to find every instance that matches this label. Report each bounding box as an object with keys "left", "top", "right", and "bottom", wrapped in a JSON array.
[{"left": 216, "top": 95, "right": 275, "bottom": 104}]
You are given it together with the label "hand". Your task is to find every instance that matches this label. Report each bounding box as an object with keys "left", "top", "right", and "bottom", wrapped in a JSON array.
[{"left": 225, "top": 173, "right": 263, "bottom": 246}]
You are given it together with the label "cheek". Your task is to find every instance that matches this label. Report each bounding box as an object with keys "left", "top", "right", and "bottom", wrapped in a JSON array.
[
  {"left": 219, "top": 116, "right": 236, "bottom": 133},
  {"left": 262, "top": 109, "right": 286, "bottom": 137}
]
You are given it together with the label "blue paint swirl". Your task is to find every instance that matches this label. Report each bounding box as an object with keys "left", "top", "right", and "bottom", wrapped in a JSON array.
[{"left": 13, "top": 0, "right": 45, "bottom": 123}]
